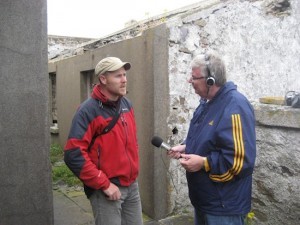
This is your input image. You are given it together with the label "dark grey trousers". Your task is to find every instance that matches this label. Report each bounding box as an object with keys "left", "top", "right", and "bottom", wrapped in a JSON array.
[{"left": 89, "top": 180, "right": 143, "bottom": 225}]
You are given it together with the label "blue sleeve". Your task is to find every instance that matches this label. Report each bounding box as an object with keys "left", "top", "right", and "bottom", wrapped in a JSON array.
[{"left": 207, "top": 99, "right": 256, "bottom": 182}]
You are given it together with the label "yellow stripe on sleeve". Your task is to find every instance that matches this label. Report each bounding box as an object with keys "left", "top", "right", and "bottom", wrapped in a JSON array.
[{"left": 209, "top": 114, "right": 245, "bottom": 182}]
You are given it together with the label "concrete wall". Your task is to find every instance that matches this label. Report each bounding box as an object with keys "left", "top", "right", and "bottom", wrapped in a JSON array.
[{"left": 0, "top": 0, "right": 53, "bottom": 225}]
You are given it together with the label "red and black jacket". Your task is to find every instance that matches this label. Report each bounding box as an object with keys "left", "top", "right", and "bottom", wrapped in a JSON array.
[{"left": 64, "top": 84, "right": 139, "bottom": 197}]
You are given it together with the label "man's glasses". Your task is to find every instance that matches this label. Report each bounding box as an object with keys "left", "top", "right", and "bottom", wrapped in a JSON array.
[{"left": 191, "top": 76, "right": 205, "bottom": 81}]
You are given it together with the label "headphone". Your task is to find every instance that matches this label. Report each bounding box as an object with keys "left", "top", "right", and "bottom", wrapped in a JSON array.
[{"left": 204, "top": 54, "right": 215, "bottom": 86}]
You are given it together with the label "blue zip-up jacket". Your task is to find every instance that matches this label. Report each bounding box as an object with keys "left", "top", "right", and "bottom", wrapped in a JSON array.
[{"left": 185, "top": 81, "right": 256, "bottom": 215}]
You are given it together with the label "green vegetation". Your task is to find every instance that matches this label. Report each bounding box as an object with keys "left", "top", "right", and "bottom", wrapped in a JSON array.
[
  {"left": 50, "top": 144, "right": 81, "bottom": 187},
  {"left": 50, "top": 143, "right": 64, "bottom": 164}
]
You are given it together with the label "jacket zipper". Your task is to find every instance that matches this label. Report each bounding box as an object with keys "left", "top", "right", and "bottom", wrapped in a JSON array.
[{"left": 97, "top": 145, "right": 100, "bottom": 169}]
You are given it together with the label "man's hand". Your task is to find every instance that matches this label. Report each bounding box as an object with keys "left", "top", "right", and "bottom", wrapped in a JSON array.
[
  {"left": 179, "top": 154, "right": 206, "bottom": 172},
  {"left": 103, "top": 182, "right": 121, "bottom": 201},
  {"left": 167, "top": 144, "right": 186, "bottom": 159}
]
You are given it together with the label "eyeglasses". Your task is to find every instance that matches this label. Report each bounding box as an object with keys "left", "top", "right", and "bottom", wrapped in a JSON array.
[{"left": 191, "top": 76, "right": 205, "bottom": 81}]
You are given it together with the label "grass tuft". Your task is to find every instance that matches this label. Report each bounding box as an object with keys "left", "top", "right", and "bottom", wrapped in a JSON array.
[{"left": 50, "top": 144, "right": 81, "bottom": 187}]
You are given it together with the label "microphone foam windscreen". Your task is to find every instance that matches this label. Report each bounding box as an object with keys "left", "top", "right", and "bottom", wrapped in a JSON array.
[{"left": 151, "top": 136, "right": 163, "bottom": 147}]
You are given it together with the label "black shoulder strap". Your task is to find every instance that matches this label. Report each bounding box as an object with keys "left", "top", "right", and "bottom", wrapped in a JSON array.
[
  {"left": 100, "top": 99, "right": 122, "bottom": 135},
  {"left": 87, "top": 99, "right": 122, "bottom": 152}
]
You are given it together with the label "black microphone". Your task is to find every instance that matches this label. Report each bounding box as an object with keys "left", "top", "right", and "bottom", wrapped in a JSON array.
[{"left": 151, "top": 136, "right": 171, "bottom": 150}]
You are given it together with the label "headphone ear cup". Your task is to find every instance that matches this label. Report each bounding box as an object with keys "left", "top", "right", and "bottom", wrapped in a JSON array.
[{"left": 206, "top": 76, "right": 215, "bottom": 86}]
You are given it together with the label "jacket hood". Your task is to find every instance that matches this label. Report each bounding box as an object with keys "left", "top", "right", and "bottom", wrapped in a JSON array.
[
  {"left": 212, "top": 81, "right": 237, "bottom": 101},
  {"left": 91, "top": 84, "right": 120, "bottom": 106},
  {"left": 222, "top": 81, "right": 237, "bottom": 94}
]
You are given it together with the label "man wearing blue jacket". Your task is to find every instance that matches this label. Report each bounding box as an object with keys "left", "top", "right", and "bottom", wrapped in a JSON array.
[{"left": 168, "top": 51, "right": 256, "bottom": 225}]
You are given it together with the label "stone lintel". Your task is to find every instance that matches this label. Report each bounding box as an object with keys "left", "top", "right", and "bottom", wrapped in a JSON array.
[{"left": 253, "top": 102, "right": 300, "bottom": 129}]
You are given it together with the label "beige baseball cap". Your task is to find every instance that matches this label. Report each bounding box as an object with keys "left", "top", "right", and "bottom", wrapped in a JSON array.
[{"left": 95, "top": 57, "right": 131, "bottom": 76}]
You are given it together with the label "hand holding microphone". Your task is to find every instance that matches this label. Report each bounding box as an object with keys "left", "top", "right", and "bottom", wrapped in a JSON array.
[{"left": 151, "top": 136, "right": 185, "bottom": 159}]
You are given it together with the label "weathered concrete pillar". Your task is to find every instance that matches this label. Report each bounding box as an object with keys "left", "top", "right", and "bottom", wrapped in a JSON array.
[{"left": 0, "top": 1, "right": 53, "bottom": 225}]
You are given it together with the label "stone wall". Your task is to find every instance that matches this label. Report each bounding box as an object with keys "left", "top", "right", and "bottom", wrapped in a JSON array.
[
  {"left": 253, "top": 104, "right": 300, "bottom": 224},
  {"left": 48, "top": 35, "right": 94, "bottom": 60},
  {"left": 167, "top": 0, "right": 299, "bottom": 103}
]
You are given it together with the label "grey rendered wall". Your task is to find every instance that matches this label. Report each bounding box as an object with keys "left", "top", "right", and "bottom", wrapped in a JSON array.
[
  {"left": 0, "top": 0, "right": 53, "bottom": 225},
  {"left": 48, "top": 24, "right": 170, "bottom": 220}
]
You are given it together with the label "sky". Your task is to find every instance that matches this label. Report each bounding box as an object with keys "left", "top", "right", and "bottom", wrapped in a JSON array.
[{"left": 47, "top": 0, "right": 201, "bottom": 38}]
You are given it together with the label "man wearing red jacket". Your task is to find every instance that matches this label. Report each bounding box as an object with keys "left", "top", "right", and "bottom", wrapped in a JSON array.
[{"left": 64, "top": 57, "right": 143, "bottom": 225}]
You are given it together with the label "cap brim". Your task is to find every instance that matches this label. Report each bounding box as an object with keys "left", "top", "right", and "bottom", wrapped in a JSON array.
[
  {"left": 123, "top": 62, "right": 131, "bottom": 71},
  {"left": 108, "top": 62, "right": 131, "bottom": 72}
]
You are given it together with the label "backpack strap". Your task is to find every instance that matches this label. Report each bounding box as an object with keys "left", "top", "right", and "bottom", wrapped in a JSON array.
[
  {"left": 88, "top": 98, "right": 122, "bottom": 152},
  {"left": 100, "top": 98, "right": 122, "bottom": 135}
]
